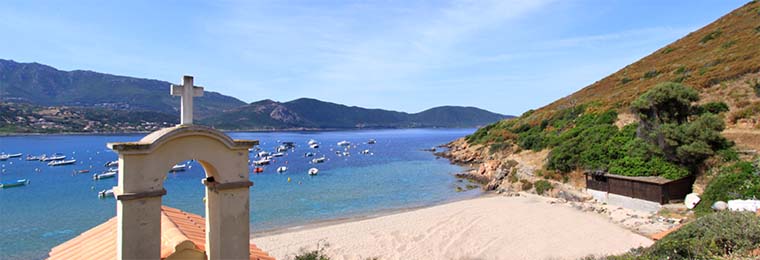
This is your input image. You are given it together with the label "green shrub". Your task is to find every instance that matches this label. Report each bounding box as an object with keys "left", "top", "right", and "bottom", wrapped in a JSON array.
[
  {"left": 700, "top": 30, "right": 722, "bottom": 44},
  {"left": 643, "top": 69, "right": 659, "bottom": 79},
  {"left": 294, "top": 249, "right": 331, "bottom": 260},
  {"left": 520, "top": 180, "right": 533, "bottom": 191},
  {"left": 534, "top": 180, "right": 553, "bottom": 195},
  {"left": 489, "top": 142, "right": 509, "bottom": 154},
  {"left": 721, "top": 40, "right": 736, "bottom": 49},
  {"left": 620, "top": 76, "right": 633, "bottom": 85},
  {"left": 698, "top": 101, "right": 729, "bottom": 114},
  {"left": 647, "top": 211, "right": 760, "bottom": 259},
  {"left": 694, "top": 161, "right": 760, "bottom": 216}
]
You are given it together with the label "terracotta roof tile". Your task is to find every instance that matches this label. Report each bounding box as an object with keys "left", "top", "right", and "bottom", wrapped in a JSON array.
[{"left": 47, "top": 206, "right": 274, "bottom": 260}]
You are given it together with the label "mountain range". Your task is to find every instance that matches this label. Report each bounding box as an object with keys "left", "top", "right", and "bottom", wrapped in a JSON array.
[{"left": 0, "top": 59, "right": 509, "bottom": 132}]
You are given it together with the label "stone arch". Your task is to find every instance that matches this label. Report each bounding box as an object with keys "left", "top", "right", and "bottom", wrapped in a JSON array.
[{"left": 108, "top": 124, "right": 257, "bottom": 260}]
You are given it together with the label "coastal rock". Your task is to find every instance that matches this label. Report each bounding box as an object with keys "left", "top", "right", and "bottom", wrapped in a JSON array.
[{"left": 712, "top": 201, "right": 728, "bottom": 211}]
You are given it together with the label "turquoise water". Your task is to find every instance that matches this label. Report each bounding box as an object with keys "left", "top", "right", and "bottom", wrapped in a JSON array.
[{"left": 0, "top": 128, "right": 479, "bottom": 259}]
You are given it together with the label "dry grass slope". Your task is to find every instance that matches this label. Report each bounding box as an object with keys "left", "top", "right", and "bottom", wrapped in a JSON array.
[{"left": 525, "top": 1, "right": 760, "bottom": 123}]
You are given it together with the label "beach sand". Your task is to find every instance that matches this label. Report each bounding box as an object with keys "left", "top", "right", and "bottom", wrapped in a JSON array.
[{"left": 252, "top": 194, "right": 653, "bottom": 260}]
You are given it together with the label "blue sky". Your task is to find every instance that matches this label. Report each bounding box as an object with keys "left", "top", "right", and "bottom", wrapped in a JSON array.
[{"left": 0, "top": 0, "right": 749, "bottom": 115}]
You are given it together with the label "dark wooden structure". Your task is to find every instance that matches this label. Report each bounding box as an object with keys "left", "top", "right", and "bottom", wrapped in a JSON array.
[{"left": 584, "top": 171, "right": 694, "bottom": 204}]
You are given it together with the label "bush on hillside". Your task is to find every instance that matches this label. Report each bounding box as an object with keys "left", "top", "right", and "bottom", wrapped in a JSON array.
[
  {"left": 695, "top": 160, "right": 760, "bottom": 216},
  {"left": 534, "top": 180, "right": 553, "bottom": 195}
]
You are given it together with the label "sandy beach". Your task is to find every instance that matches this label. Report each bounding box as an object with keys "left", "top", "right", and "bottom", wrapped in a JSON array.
[{"left": 252, "top": 194, "right": 653, "bottom": 260}]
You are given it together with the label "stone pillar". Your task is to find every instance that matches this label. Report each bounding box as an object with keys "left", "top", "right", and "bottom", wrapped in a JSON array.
[
  {"left": 116, "top": 155, "right": 165, "bottom": 260},
  {"left": 204, "top": 183, "right": 252, "bottom": 260}
]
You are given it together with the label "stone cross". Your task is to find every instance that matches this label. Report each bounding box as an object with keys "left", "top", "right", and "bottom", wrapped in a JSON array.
[{"left": 171, "top": 75, "right": 204, "bottom": 125}]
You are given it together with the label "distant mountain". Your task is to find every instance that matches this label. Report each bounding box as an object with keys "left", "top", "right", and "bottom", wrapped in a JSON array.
[
  {"left": 201, "top": 98, "right": 510, "bottom": 130},
  {"left": 0, "top": 59, "right": 510, "bottom": 132},
  {"left": 0, "top": 59, "right": 245, "bottom": 118}
]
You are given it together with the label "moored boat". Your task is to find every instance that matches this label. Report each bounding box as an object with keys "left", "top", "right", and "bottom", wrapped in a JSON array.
[
  {"left": 276, "top": 166, "right": 288, "bottom": 173},
  {"left": 74, "top": 169, "right": 91, "bottom": 174},
  {"left": 337, "top": 140, "right": 351, "bottom": 146},
  {"left": 98, "top": 188, "right": 115, "bottom": 198},
  {"left": 0, "top": 179, "right": 30, "bottom": 188},
  {"left": 254, "top": 167, "right": 264, "bottom": 173},
  {"left": 310, "top": 143, "right": 319, "bottom": 149},
  {"left": 258, "top": 151, "right": 270, "bottom": 158},
  {"left": 307, "top": 139, "right": 318, "bottom": 145},
  {"left": 93, "top": 171, "right": 117, "bottom": 180},
  {"left": 311, "top": 156, "right": 326, "bottom": 164},
  {"left": 104, "top": 160, "right": 119, "bottom": 167},
  {"left": 367, "top": 139, "right": 376, "bottom": 144},
  {"left": 308, "top": 168, "right": 319, "bottom": 176},
  {"left": 304, "top": 152, "right": 315, "bottom": 157},
  {"left": 41, "top": 154, "right": 66, "bottom": 162},
  {"left": 26, "top": 155, "right": 42, "bottom": 161},
  {"left": 253, "top": 158, "right": 271, "bottom": 165},
  {"left": 48, "top": 159, "right": 77, "bottom": 166},
  {"left": 170, "top": 164, "right": 187, "bottom": 172}
]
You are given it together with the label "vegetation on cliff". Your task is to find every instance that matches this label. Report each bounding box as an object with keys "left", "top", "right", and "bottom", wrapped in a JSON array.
[{"left": 467, "top": 82, "right": 731, "bottom": 180}]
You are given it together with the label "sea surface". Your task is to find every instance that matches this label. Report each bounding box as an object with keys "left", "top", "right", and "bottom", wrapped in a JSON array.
[{"left": 0, "top": 128, "right": 479, "bottom": 259}]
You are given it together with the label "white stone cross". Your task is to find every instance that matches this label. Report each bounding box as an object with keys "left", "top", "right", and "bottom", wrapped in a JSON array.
[{"left": 171, "top": 75, "right": 204, "bottom": 125}]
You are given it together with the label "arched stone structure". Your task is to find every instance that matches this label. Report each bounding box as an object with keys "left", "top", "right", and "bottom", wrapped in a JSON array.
[{"left": 108, "top": 124, "right": 257, "bottom": 260}]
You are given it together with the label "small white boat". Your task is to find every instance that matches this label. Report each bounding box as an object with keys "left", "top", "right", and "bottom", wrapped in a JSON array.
[
  {"left": 98, "top": 188, "right": 115, "bottom": 198},
  {"left": 48, "top": 159, "right": 77, "bottom": 166},
  {"left": 281, "top": 142, "right": 296, "bottom": 148},
  {"left": 258, "top": 151, "right": 270, "bottom": 158},
  {"left": 104, "top": 160, "right": 119, "bottom": 167},
  {"left": 276, "top": 166, "right": 288, "bottom": 173},
  {"left": 26, "top": 155, "right": 42, "bottom": 161},
  {"left": 271, "top": 152, "right": 285, "bottom": 157},
  {"left": 337, "top": 141, "right": 351, "bottom": 146},
  {"left": 304, "top": 152, "right": 315, "bottom": 157},
  {"left": 41, "top": 155, "right": 66, "bottom": 162},
  {"left": 360, "top": 149, "right": 370, "bottom": 155},
  {"left": 0, "top": 155, "right": 9, "bottom": 161},
  {"left": 93, "top": 171, "right": 117, "bottom": 180},
  {"left": 253, "top": 158, "right": 271, "bottom": 165},
  {"left": 308, "top": 168, "right": 319, "bottom": 176},
  {"left": 0, "top": 179, "right": 30, "bottom": 188},
  {"left": 6, "top": 153, "right": 22, "bottom": 158},
  {"left": 311, "top": 156, "right": 326, "bottom": 164},
  {"left": 170, "top": 164, "right": 187, "bottom": 172},
  {"left": 277, "top": 145, "right": 288, "bottom": 152},
  {"left": 367, "top": 139, "right": 376, "bottom": 144},
  {"left": 342, "top": 152, "right": 350, "bottom": 156},
  {"left": 307, "top": 139, "right": 318, "bottom": 145},
  {"left": 310, "top": 143, "right": 319, "bottom": 149}
]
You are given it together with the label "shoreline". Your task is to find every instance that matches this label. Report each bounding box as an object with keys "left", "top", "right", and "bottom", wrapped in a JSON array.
[{"left": 252, "top": 193, "right": 653, "bottom": 260}]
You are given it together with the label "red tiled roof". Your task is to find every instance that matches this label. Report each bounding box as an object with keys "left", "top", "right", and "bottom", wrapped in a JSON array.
[{"left": 48, "top": 206, "right": 274, "bottom": 260}]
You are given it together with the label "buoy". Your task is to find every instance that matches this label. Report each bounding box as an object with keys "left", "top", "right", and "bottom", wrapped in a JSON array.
[{"left": 287, "top": 177, "right": 291, "bottom": 182}]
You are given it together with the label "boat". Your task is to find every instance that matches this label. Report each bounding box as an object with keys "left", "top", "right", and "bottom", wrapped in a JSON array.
[
  {"left": 0, "top": 179, "right": 30, "bottom": 188},
  {"left": 281, "top": 141, "right": 296, "bottom": 149},
  {"left": 276, "top": 145, "right": 288, "bottom": 152},
  {"left": 360, "top": 149, "right": 371, "bottom": 155},
  {"left": 422, "top": 147, "right": 437, "bottom": 152},
  {"left": 311, "top": 156, "right": 326, "bottom": 164},
  {"left": 308, "top": 168, "right": 319, "bottom": 176},
  {"left": 342, "top": 151, "right": 350, "bottom": 156},
  {"left": 104, "top": 160, "right": 119, "bottom": 167},
  {"left": 271, "top": 152, "right": 285, "bottom": 157},
  {"left": 48, "top": 159, "right": 77, "bottom": 166},
  {"left": 276, "top": 166, "right": 288, "bottom": 173},
  {"left": 98, "top": 188, "right": 115, "bottom": 198},
  {"left": 41, "top": 154, "right": 66, "bottom": 162},
  {"left": 170, "top": 164, "right": 187, "bottom": 172},
  {"left": 337, "top": 141, "right": 351, "bottom": 146},
  {"left": 74, "top": 169, "right": 91, "bottom": 174},
  {"left": 304, "top": 152, "right": 315, "bottom": 157},
  {"left": 307, "top": 139, "right": 318, "bottom": 145},
  {"left": 367, "top": 139, "right": 376, "bottom": 144},
  {"left": 26, "top": 155, "right": 42, "bottom": 161},
  {"left": 253, "top": 158, "right": 271, "bottom": 165},
  {"left": 93, "top": 171, "right": 117, "bottom": 180},
  {"left": 257, "top": 151, "right": 270, "bottom": 158},
  {"left": 254, "top": 167, "right": 264, "bottom": 173},
  {"left": 309, "top": 143, "right": 319, "bottom": 149},
  {"left": 0, "top": 153, "right": 22, "bottom": 160}
]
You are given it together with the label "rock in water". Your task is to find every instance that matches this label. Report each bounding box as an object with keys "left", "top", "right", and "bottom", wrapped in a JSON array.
[{"left": 711, "top": 201, "right": 728, "bottom": 211}]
